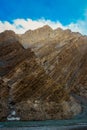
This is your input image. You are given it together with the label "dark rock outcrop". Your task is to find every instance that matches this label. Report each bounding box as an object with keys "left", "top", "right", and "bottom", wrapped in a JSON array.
[{"left": 0, "top": 78, "right": 9, "bottom": 121}]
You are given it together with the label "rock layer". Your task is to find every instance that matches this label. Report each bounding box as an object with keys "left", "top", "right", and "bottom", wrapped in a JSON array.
[
  {"left": 21, "top": 26, "right": 87, "bottom": 98},
  {"left": 0, "top": 26, "right": 87, "bottom": 121}
]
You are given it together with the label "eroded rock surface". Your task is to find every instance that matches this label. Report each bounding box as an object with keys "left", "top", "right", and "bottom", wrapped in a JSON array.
[
  {"left": 0, "top": 78, "right": 9, "bottom": 121},
  {"left": 0, "top": 27, "right": 87, "bottom": 121},
  {"left": 21, "top": 26, "right": 87, "bottom": 99}
]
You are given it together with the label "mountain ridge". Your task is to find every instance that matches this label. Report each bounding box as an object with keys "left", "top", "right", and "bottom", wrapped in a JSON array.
[{"left": 0, "top": 26, "right": 87, "bottom": 121}]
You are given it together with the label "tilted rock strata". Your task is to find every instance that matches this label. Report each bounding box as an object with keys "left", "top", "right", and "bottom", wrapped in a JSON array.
[
  {"left": 21, "top": 26, "right": 87, "bottom": 98},
  {"left": 3, "top": 40, "right": 81, "bottom": 120},
  {"left": 0, "top": 27, "right": 87, "bottom": 121}
]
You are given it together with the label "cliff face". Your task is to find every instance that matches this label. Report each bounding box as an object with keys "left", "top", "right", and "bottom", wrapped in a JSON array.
[
  {"left": 0, "top": 31, "right": 27, "bottom": 76},
  {"left": 21, "top": 26, "right": 87, "bottom": 99},
  {"left": 0, "top": 26, "right": 87, "bottom": 121}
]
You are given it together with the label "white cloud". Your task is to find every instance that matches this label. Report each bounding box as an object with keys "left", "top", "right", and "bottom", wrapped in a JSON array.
[
  {"left": 66, "top": 20, "right": 87, "bottom": 35},
  {"left": 0, "top": 18, "right": 87, "bottom": 35}
]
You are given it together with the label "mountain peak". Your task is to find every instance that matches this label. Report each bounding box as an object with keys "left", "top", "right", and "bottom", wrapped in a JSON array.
[
  {"left": 25, "top": 25, "right": 53, "bottom": 34},
  {"left": 0, "top": 30, "right": 15, "bottom": 36},
  {"left": 40, "top": 25, "right": 53, "bottom": 30},
  {"left": 0, "top": 30, "right": 18, "bottom": 43}
]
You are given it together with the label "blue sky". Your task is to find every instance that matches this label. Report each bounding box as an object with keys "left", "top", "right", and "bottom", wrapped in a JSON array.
[{"left": 0, "top": 0, "right": 87, "bottom": 34}]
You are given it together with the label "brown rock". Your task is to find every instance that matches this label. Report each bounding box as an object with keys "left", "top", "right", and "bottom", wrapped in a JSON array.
[
  {"left": 0, "top": 78, "right": 9, "bottom": 121},
  {"left": 0, "top": 27, "right": 87, "bottom": 121}
]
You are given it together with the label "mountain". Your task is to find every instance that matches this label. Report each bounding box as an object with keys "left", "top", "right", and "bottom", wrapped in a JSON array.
[
  {"left": 0, "top": 26, "right": 87, "bottom": 121},
  {"left": 21, "top": 26, "right": 87, "bottom": 98}
]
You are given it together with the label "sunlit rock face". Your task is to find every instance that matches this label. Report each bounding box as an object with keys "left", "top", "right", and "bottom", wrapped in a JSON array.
[
  {"left": 0, "top": 26, "right": 87, "bottom": 121},
  {"left": 21, "top": 26, "right": 87, "bottom": 98}
]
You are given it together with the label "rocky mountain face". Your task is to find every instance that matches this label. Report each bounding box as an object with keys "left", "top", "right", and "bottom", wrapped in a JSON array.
[
  {"left": 21, "top": 26, "right": 87, "bottom": 98},
  {"left": 0, "top": 26, "right": 87, "bottom": 121}
]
